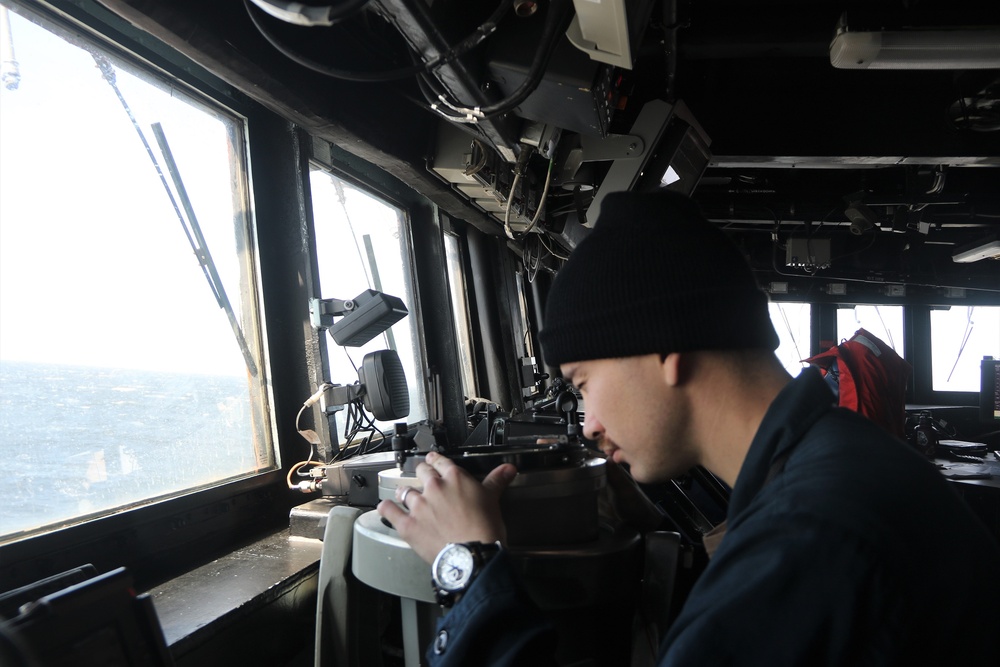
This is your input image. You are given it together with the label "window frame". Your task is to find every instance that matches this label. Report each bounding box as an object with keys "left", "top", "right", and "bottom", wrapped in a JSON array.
[
  {"left": 304, "top": 161, "right": 431, "bottom": 447},
  {"left": 443, "top": 227, "right": 480, "bottom": 401},
  {"left": 772, "top": 294, "right": 996, "bottom": 408},
  {"left": 0, "top": 0, "right": 311, "bottom": 591}
]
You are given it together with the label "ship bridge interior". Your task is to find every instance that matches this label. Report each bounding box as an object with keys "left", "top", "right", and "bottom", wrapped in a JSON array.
[{"left": 87, "top": 0, "right": 1000, "bottom": 298}]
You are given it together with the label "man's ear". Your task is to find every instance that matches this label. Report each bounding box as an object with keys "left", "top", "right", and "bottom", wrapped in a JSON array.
[{"left": 661, "top": 352, "right": 684, "bottom": 387}]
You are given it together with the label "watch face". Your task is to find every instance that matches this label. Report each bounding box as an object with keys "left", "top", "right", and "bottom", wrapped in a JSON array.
[{"left": 433, "top": 543, "right": 475, "bottom": 593}]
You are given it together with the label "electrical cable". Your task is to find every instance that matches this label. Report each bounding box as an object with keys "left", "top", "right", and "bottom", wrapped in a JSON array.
[
  {"left": 244, "top": 0, "right": 512, "bottom": 83},
  {"left": 502, "top": 144, "right": 535, "bottom": 238},
  {"left": 286, "top": 459, "right": 324, "bottom": 489},
  {"left": 538, "top": 233, "right": 569, "bottom": 260},
  {"left": 244, "top": 0, "right": 428, "bottom": 82},
  {"left": 524, "top": 233, "right": 542, "bottom": 282},
  {"left": 247, "top": 0, "right": 371, "bottom": 26},
  {"left": 503, "top": 170, "right": 522, "bottom": 240},
  {"left": 417, "top": 73, "right": 471, "bottom": 122},
  {"left": 463, "top": 140, "right": 489, "bottom": 176},
  {"left": 337, "top": 395, "right": 388, "bottom": 458},
  {"left": 426, "top": 0, "right": 575, "bottom": 121},
  {"left": 767, "top": 239, "right": 1000, "bottom": 294},
  {"left": 520, "top": 155, "right": 554, "bottom": 236}
]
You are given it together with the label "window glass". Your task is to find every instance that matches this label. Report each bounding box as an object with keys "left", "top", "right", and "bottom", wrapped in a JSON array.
[
  {"left": 0, "top": 4, "right": 273, "bottom": 542},
  {"left": 444, "top": 232, "right": 477, "bottom": 400},
  {"left": 837, "top": 305, "right": 904, "bottom": 352},
  {"left": 309, "top": 169, "right": 427, "bottom": 443},
  {"left": 930, "top": 306, "right": 1000, "bottom": 392},
  {"left": 769, "top": 302, "right": 811, "bottom": 377}
]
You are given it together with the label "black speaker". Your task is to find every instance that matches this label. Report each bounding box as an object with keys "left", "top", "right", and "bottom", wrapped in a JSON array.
[{"left": 358, "top": 350, "right": 409, "bottom": 421}]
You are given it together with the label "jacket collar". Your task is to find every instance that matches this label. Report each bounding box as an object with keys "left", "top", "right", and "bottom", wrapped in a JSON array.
[{"left": 728, "top": 367, "right": 837, "bottom": 516}]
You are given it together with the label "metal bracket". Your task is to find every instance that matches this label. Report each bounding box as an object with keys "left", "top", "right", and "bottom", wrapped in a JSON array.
[
  {"left": 558, "top": 133, "right": 645, "bottom": 186},
  {"left": 309, "top": 297, "right": 356, "bottom": 330},
  {"left": 586, "top": 99, "right": 676, "bottom": 224}
]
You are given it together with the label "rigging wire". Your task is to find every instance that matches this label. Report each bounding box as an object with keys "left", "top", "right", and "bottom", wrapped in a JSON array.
[
  {"left": 874, "top": 305, "right": 895, "bottom": 350},
  {"left": 775, "top": 304, "right": 804, "bottom": 363},
  {"left": 946, "top": 307, "right": 976, "bottom": 382}
]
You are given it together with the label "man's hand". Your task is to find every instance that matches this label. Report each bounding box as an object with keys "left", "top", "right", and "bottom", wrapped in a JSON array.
[{"left": 377, "top": 451, "right": 518, "bottom": 564}]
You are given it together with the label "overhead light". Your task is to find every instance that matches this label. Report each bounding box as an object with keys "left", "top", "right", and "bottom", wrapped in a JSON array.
[
  {"left": 952, "top": 235, "right": 1000, "bottom": 263},
  {"left": 830, "top": 13, "right": 1000, "bottom": 70}
]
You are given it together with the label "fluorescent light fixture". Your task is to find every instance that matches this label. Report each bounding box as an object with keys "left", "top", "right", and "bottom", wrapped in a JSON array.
[
  {"left": 830, "top": 13, "right": 1000, "bottom": 70},
  {"left": 952, "top": 236, "right": 1000, "bottom": 263}
]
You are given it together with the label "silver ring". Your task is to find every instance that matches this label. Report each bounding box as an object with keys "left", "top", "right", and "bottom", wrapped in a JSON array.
[{"left": 399, "top": 486, "right": 417, "bottom": 508}]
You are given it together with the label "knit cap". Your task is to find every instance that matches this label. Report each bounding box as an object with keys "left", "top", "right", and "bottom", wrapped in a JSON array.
[{"left": 539, "top": 190, "right": 779, "bottom": 367}]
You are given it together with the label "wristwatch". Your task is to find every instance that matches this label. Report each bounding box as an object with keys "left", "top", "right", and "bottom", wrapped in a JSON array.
[{"left": 431, "top": 540, "right": 502, "bottom": 607}]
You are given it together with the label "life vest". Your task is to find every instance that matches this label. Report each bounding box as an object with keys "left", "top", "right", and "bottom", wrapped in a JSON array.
[{"left": 802, "top": 328, "right": 912, "bottom": 439}]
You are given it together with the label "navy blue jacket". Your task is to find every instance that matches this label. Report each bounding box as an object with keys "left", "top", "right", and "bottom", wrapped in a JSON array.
[{"left": 427, "top": 370, "right": 1000, "bottom": 666}]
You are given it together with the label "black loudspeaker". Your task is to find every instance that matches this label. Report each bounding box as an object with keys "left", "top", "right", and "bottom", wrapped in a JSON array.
[{"left": 358, "top": 350, "right": 409, "bottom": 421}]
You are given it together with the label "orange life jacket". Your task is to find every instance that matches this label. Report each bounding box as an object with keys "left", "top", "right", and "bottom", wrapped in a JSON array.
[{"left": 802, "top": 328, "right": 912, "bottom": 439}]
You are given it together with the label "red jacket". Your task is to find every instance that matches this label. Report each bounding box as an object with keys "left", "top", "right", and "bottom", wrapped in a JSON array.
[{"left": 802, "top": 328, "right": 912, "bottom": 439}]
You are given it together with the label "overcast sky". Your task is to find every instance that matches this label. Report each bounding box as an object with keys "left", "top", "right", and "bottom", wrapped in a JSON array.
[{"left": 1, "top": 9, "right": 250, "bottom": 376}]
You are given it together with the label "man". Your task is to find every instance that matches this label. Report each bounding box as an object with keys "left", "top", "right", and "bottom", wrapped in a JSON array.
[{"left": 377, "top": 191, "right": 1000, "bottom": 666}]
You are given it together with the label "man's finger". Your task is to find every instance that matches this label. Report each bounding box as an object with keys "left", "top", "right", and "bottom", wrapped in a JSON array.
[
  {"left": 424, "top": 450, "right": 456, "bottom": 473},
  {"left": 482, "top": 463, "right": 518, "bottom": 496},
  {"left": 414, "top": 459, "right": 442, "bottom": 486},
  {"left": 377, "top": 498, "right": 406, "bottom": 526}
]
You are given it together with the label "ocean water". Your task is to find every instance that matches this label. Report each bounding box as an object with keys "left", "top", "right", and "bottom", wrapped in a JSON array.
[{"left": 0, "top": 360, "right": 264, "bottom": 540}]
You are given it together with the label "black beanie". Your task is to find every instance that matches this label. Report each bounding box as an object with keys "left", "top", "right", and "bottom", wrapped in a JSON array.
[{"left": 539, "top": 190, "right": 779, "bottom": 367}]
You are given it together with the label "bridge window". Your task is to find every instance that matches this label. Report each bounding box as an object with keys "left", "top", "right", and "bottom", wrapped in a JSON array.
[
  {"left": 769, "top": 302, "right": 811, "bottom": 377},
  {"left": 309, "top": 169, "right": 428, "bottom": 442},
  {"left": 837, "top": 305, "right": 904, "bottom": 352},
  {"left": 0, "top": 5, "right": 273, "bottom": 542},
  {"left": 930, "top": 306, "right": 1000, "bottom": 393}
]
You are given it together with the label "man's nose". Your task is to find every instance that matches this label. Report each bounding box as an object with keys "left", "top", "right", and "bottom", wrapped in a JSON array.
[{"left": 583, "top": 413, "right": 603, "bottom": 442}]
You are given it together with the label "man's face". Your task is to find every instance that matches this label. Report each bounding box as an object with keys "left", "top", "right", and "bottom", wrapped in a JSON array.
[{"left": 560, "top": 354, "right": 697, "bottom": 483}]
